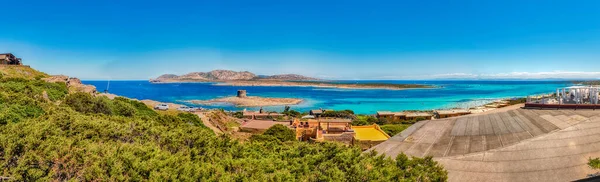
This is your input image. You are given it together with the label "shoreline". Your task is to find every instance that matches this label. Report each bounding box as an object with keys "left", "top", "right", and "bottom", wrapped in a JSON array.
[
  {"left": 151, "top": 80, "right": 434, "bottom": 91},
  {"left": 215, "top": 82, "right": 434, "bottom": 91},
  {"left": 186, "top": 96, "right": 303, "bottom": 107},
  {"left": 98, "top": 89, "right": 520, "bottom": 116}
]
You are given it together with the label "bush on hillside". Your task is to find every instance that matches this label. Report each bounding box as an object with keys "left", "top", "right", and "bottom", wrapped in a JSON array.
[
  {"left": 0, "top": 78, "right": 448, "bottom": 181},
  {"left": 112, "top": 99, "right": 137, "bottom": 117},
  {"left": 92, "top": 96, "right": 113, "bottom": 115},
  {"left": 177, "top": 112, "right": 206, "bottom": 128},
  {"left": 261, "top": 124, "right": 296, "bottom": 142},
  {"left": 381, "top": 124, "right": 411, "bottom": 136},
  {"left": 116, "top": 97, "right": 158, "bottom": 117},
  {"left": 353, "top": 115, "right": 379, "bottom": 126},
  {"left": 321, "top": 110, "right": 355, "bottom": 119},
  {"left": 63, "top": 92, "right": 95, "bottom": 113}
]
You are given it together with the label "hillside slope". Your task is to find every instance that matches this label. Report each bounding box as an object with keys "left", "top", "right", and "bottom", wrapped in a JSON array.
[
  {"left": 0, "top": 65, "right": 48, "bottom": 79},
  {"left": 0, "top": 66, "right": 447, "bottom": 181}
]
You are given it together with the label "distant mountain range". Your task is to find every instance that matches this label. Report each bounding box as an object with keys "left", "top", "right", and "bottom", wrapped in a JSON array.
[{"left": 152, "top": 70, "right": 318, "bottom": 82}]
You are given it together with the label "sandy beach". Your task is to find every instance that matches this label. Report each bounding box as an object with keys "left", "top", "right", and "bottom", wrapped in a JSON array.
[{"left": 186, "top": 96, "right": 302, "bottom": 107}]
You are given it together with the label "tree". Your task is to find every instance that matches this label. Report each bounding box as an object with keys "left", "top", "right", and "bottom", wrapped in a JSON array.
[
  {"left": 352, "top": 119, "right": 369, "bottom": 126},
  {"left": 262, "top": 124, "right": 296, "bottom": 142},
  {"left": 321, "top": 110, "right": 355, "bottom": 119},
  {"left": 283, "top": 110, "right": 301, "bottom": 118},
  {"left": 233, "top": 111, "right": 244, "bottom": 118}
]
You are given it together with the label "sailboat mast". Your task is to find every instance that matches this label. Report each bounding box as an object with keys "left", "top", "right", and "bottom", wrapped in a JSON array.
[{"left": 105, "top": 80, "right": 110, "bottom": 93}]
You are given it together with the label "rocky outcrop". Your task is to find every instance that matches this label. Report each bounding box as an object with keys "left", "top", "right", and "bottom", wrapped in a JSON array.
[
  {"left": 42, "top": 75, "right": 69, "bottom": 83},
  {"left": 43, "top": 75, "right": 96, "bottom": 94},
  {"left": 206, "top": 70, "right": 256, "bottom": 80},
  {"left": 152, "top": 70, "right": 317, "bottom": 82},
  {"left": 154, "top": 70, "right": 257, "bottom": 82},
  {"left": 156, "top": 74, "right": 179, "bottom": 80},
  {"left": 263, "top": 74, "right": 318, "bottom": 81},
  {"left": 67, "top": 77, "right": 82, "bottom": 85}
]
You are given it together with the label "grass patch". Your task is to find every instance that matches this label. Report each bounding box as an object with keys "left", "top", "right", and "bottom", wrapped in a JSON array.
[{"left": 380, "top": 124, "right": 412, "bottom": 136}]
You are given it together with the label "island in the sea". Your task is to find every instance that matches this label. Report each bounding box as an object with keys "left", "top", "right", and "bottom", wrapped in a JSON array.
[
  {"left": 186, "top": 90, "right": 302, "bottom": 107},
  {"left": 150, "top": 70, "right": 432, "bottom": 90}
]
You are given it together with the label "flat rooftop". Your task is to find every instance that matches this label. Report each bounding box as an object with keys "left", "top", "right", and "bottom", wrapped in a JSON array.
[
  {"left": 370, "top": 106, "right": 600, "bottom": 181},
  {"left": 352, "top": 125, "right": 390, "bottom": 141}
]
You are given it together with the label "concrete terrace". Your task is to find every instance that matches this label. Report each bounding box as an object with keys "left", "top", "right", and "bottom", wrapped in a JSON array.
[{"left": 370, "top": 104, "right": 600, "bottom": 181}]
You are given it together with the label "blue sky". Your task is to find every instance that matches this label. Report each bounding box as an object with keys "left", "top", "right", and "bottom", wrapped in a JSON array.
[{"left": 1, "top": 0, "right": 600, "bottom": 80}]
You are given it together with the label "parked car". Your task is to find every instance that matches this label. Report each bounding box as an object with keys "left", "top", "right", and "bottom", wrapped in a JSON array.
[
  {"left": 154, "top": 103, "right": 169, "bottom": 110},
  {"left": 177, "top": 106, "right": 197, "bottom": 112}
]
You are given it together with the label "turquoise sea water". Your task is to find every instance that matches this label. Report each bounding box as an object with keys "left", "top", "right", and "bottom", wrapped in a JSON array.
[{"left": 83, "top": 80, "right": 570, "bottom": 114}]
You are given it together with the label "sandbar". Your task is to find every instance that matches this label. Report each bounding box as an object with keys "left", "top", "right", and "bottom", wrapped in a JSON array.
[{"left": 187, "top": 96, "right": 302, "bottom": 107}]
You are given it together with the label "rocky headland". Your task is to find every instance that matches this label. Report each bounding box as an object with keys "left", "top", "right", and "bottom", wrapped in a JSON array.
[{"left": 150, "top": 70, "right": 431, "bottom": 90}]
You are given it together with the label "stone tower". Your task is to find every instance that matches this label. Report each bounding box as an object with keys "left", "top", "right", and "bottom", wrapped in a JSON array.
[{"left": 237, "top": 90, "right": 247, "bottom": 98}]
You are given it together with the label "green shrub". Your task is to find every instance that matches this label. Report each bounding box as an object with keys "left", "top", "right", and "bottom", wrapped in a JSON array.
[
  {"left": 233, "top": 111, "right": 244, "bottom": 118},
  {"left": 381, "top": 124, "right": 411, "bottom": 136},
  {"left": 261, "top": 124, "right": 296, "bottom": 142},
  {"left": 353, "top": 115, "right": 379, "bottom": 126},
  {"left": 112, "top": 99, "right": 137, "bottom": 117},
  {"left": 321, "top": 110, "right": 355, "bottom": 119},
  {"left": 352, "top": 119, "right": 369, "bottom": 126},
  {"left": 177, "top": 112, "right": 205, "bottom": 127},
  {"left": 589, "top": 157, "right": 600, "bottom": 170},
  {"left": 42, "top": 81, "right": 68, "bottom": 101},
  {"left": 64, "top": 93, "right": 113, "bottom": 115},
  {"left": 0, "top": 93, "right": 44, "bottom": 124},
  {"left": 64, "top": 92, "right": 95, "bottom": 113},
  {"left": 249, "top": 134, "right": 280, "bottom": 142},
  {"left": 92, "top": 96, "right": 113, "bottom": 115}
]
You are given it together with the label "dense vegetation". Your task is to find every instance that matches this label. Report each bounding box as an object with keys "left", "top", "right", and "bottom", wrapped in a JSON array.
[
  {"left": 353, "top": 115, "right": 427, "bottom": 126},
  {"left": 380, "top": 124, "right": 412, "bottom": 136},
  {"left": 321, "top": 110, "right": 356, "bottom": 119},
  {"left": 352, "top": 115, "right": 424, "bottom": 136},
  {"left": 0, "top": 66, "right": 49, "bottom": 79},
  {"left": 282, "top": 106, "right": 302, "bottom": 118},
  {"left": 0, "top": 78, "right": 447, "bottom": 181}
]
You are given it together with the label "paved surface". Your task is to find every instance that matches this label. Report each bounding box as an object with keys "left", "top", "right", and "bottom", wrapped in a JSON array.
[{"left": 371, "top": 107, "right": 600, "bottom": 181}]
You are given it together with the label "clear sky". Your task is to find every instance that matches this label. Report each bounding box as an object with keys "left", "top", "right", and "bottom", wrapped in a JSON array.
[{"left": 1, "top": 0, "right": 599, "bottom": 80}]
